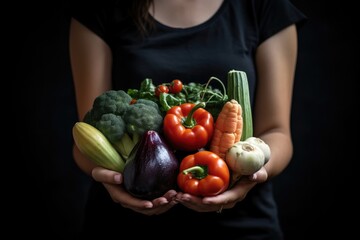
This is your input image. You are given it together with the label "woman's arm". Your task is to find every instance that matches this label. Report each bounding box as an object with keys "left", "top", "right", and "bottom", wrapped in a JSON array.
[
  {"left": 69, "top": 18, "right": 113, "bottom": 175},
  {"left": 176, "top": 24, "right": 299, "bottom": 210},
  {"left": 69, "top": 18, "right": 179, "bottom": 214},
  {"left": 254, "top": 23, "right": 298, "bottom": 178}
]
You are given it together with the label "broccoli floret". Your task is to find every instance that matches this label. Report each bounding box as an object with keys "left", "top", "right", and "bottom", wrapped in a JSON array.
[
  {"left": 135, "top": 98, "right": 162, "bottom": 115},
  {"left": 94, "top": 113, "right": 136, "bottom": 159},
  {"left": 124, "top": 99, "right": 163, "bottom": 136},
  {"left": 83, "top": 109, "right": 96, "bottom": 126},
  {"left": 82, "top": 90, "right": 164, "bottom": 160},
  {"left": 95, "top": 113, "right": 125, "bottom": 143},
  {"left": 91, "top": 90, "right": 132, "bottom": 121}
]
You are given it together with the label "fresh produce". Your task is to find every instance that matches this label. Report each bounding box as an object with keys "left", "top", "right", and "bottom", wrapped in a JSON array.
[
  {"left": 123, "top": 98, "right": 163, "bottom": 135},
  {"left": 168, "top": 79, "right": 183, "bottom": 94},
  {"left": 209, "top": 99, "right": 243, "bottom": 159},
  {"left": 177, "top": 150, "right": 230, "bottom": 197},
  {"left": 163, "top": 102, "right": 214, "bottom": 151},
  {"left": 72, "top": 70, "right": 259, "bottom": 197},
  {"left": 227, "top": 70, "right": 253, "bottom": 141},
  {"left": 127, "top": 78, "right": 158, "bottom": 103},
  {"left": 72, "top": 122, "right": 126, "bottom": 172},
  {"left": 225, "top": 140, "right": 267, "bottom": 184},
  {"left": 127, "top": 78, "right": 228, "bottom": 118},
  {"left": 155, "top": 84, "right": 169, "bottom": 97},
  {"left": 197, "top": 77, "right": 228, "bottom": 120},
  {"left": 155, "top": 79, "right": 183, "bottom": 96},
  {"left": 83, "top": 90, "right": 163, "bottom": 159},
  {"left": 245, "top": 137, "right": 271, "bottom": 163},
  {"left": 123, "top": 130, "right": 179, "bottom": 200}
]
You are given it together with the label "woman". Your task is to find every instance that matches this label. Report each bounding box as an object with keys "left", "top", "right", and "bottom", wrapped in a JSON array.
[{"left": 70, "top": 0, "right": 306, "bottom": 238}]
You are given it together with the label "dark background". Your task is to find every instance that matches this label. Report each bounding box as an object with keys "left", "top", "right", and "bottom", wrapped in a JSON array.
[{"left": 13, "top": 1, "right": 358, "bottom": 239}]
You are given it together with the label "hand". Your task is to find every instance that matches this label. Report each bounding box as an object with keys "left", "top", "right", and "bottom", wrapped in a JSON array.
[
  {"left": 91, "top": 167, "right": 179, "bottom": 216},
  {"left": 174, "top": 166, "right": 268, "bottom": 213}
]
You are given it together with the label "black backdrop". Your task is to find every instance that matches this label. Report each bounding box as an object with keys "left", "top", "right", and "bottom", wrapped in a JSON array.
[{"left": 13, "top": 1, "right": 358, "bottom": 238}]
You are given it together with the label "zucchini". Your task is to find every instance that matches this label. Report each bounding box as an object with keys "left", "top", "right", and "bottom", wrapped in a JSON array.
[
  {"left": 72, "top": 121, "right": 125, "bottom": 172},
  {"left": 227, "top": 70, "right": 253, "bottom": 141}
]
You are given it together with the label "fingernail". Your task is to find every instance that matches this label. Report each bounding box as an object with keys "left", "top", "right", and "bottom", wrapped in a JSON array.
[
  {"left": 181, "top": 197, "right": 190, "bottom": 202},
  {"left": 145, "top": 203, "right": 153, "bottom": 208},
  {"left": 114, "top": 174, "right": 121, "bottom": 183}
]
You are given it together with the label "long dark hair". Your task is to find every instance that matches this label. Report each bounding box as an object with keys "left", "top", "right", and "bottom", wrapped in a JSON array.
[{"left": 131, "top": 0, "right": 154, "bottom": 35}]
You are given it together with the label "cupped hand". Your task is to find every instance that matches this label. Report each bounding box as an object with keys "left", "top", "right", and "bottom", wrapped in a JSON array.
[
  {"left": 174, "top": 166, "right": 268, "bottom": 213},
  {"left": 91, "top": 167, "right": 179, "bottom": 215}
]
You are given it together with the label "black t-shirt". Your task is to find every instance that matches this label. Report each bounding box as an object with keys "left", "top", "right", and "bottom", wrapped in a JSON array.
[{"left": 71, "top": 0, "right": 306, "bottom": 238}]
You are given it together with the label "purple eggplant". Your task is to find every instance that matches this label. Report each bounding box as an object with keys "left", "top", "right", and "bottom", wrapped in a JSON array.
[{"left": 123, "top": 130, "right": 179, "bottom": 200}]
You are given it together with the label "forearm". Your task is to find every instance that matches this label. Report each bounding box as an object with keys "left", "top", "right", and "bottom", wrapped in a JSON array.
[
  {"left": 73, "top": 144, "right": 97, "bottom": 176},
  {"left": 257, "top": 130, "right": 293, "bottom": 179},
  {"left": 70, "top": 19, "right": 113, "bottom": 177},
  {"left": 253, "top": 25, "right": 297, "bottom": 179}
]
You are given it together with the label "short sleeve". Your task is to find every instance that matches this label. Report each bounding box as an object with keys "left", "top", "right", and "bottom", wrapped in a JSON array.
[
  {"left": 254, "top": 0, "right": 307, "bottom": 44},
  {"left": 69, "top": 2, "right": 114, "bottom": 46}
]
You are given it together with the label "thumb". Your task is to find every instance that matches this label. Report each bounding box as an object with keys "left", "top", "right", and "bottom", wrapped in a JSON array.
[{"left": 91, "top": 166, "right": 123, "bottom": 184}]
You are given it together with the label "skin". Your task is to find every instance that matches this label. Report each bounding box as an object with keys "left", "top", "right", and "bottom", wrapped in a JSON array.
[{"left": 70, "top": 0, "right": 297, "bottom": 215}]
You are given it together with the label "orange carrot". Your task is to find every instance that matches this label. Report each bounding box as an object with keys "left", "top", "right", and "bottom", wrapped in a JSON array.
[
  {"left": 209, "top": 99, "right": 243, "bottom": 159},
  {"left": 234, "top": 102, "right": 243, "bottom": 142}
]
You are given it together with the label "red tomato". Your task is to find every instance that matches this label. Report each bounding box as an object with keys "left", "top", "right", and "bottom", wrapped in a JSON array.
[
  {"left": 155, "top": 85, "right": 169, "bottom": 97},
  {"left": 169, "top": 79, "right": 183, "bottom": 94}
]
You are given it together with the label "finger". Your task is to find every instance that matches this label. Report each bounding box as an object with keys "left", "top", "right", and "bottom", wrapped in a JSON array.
[
  {"left": 92, "top": 167, "right": 122, "bottom": 184},
  {"left": 248, "top": 167, "right": 268, "bottom": 183},
  {"left": 140, "top": 200, "right": 178, "bottom": 216},
  {"left": 202, "top": 180, "right": 256, "bottom": 205},
  {"left": 149, "top": 190, "right": 178, "bottom": 206},
  {"left": 126, "top": 194, "right": 179, "bottom": 216},
  {"left": 103, "top": 183, "right": 153, "bottom": 209},
  {"left": 175, "top": 193, "right": 219, "bottom": 212},
  {"left": 162, "top": 190, "right": 178, "bottom": 201}
]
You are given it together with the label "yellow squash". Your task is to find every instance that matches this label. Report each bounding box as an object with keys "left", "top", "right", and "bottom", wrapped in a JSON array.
[{"left": 72, "top": 121, "right": 125, "bottom": 172}]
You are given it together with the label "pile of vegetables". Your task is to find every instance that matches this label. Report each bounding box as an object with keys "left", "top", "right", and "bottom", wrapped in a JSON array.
[
  {"left": 72, "top": 69, "right": 271, "bottom": 199},
  {"left": 82, "top": 90, "right": 163, "bottom": 159}
]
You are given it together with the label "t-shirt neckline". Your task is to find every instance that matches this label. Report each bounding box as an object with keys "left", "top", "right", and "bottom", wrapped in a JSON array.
[{"left": 151, "top": 0, "right": 228, "bottom": 32}]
